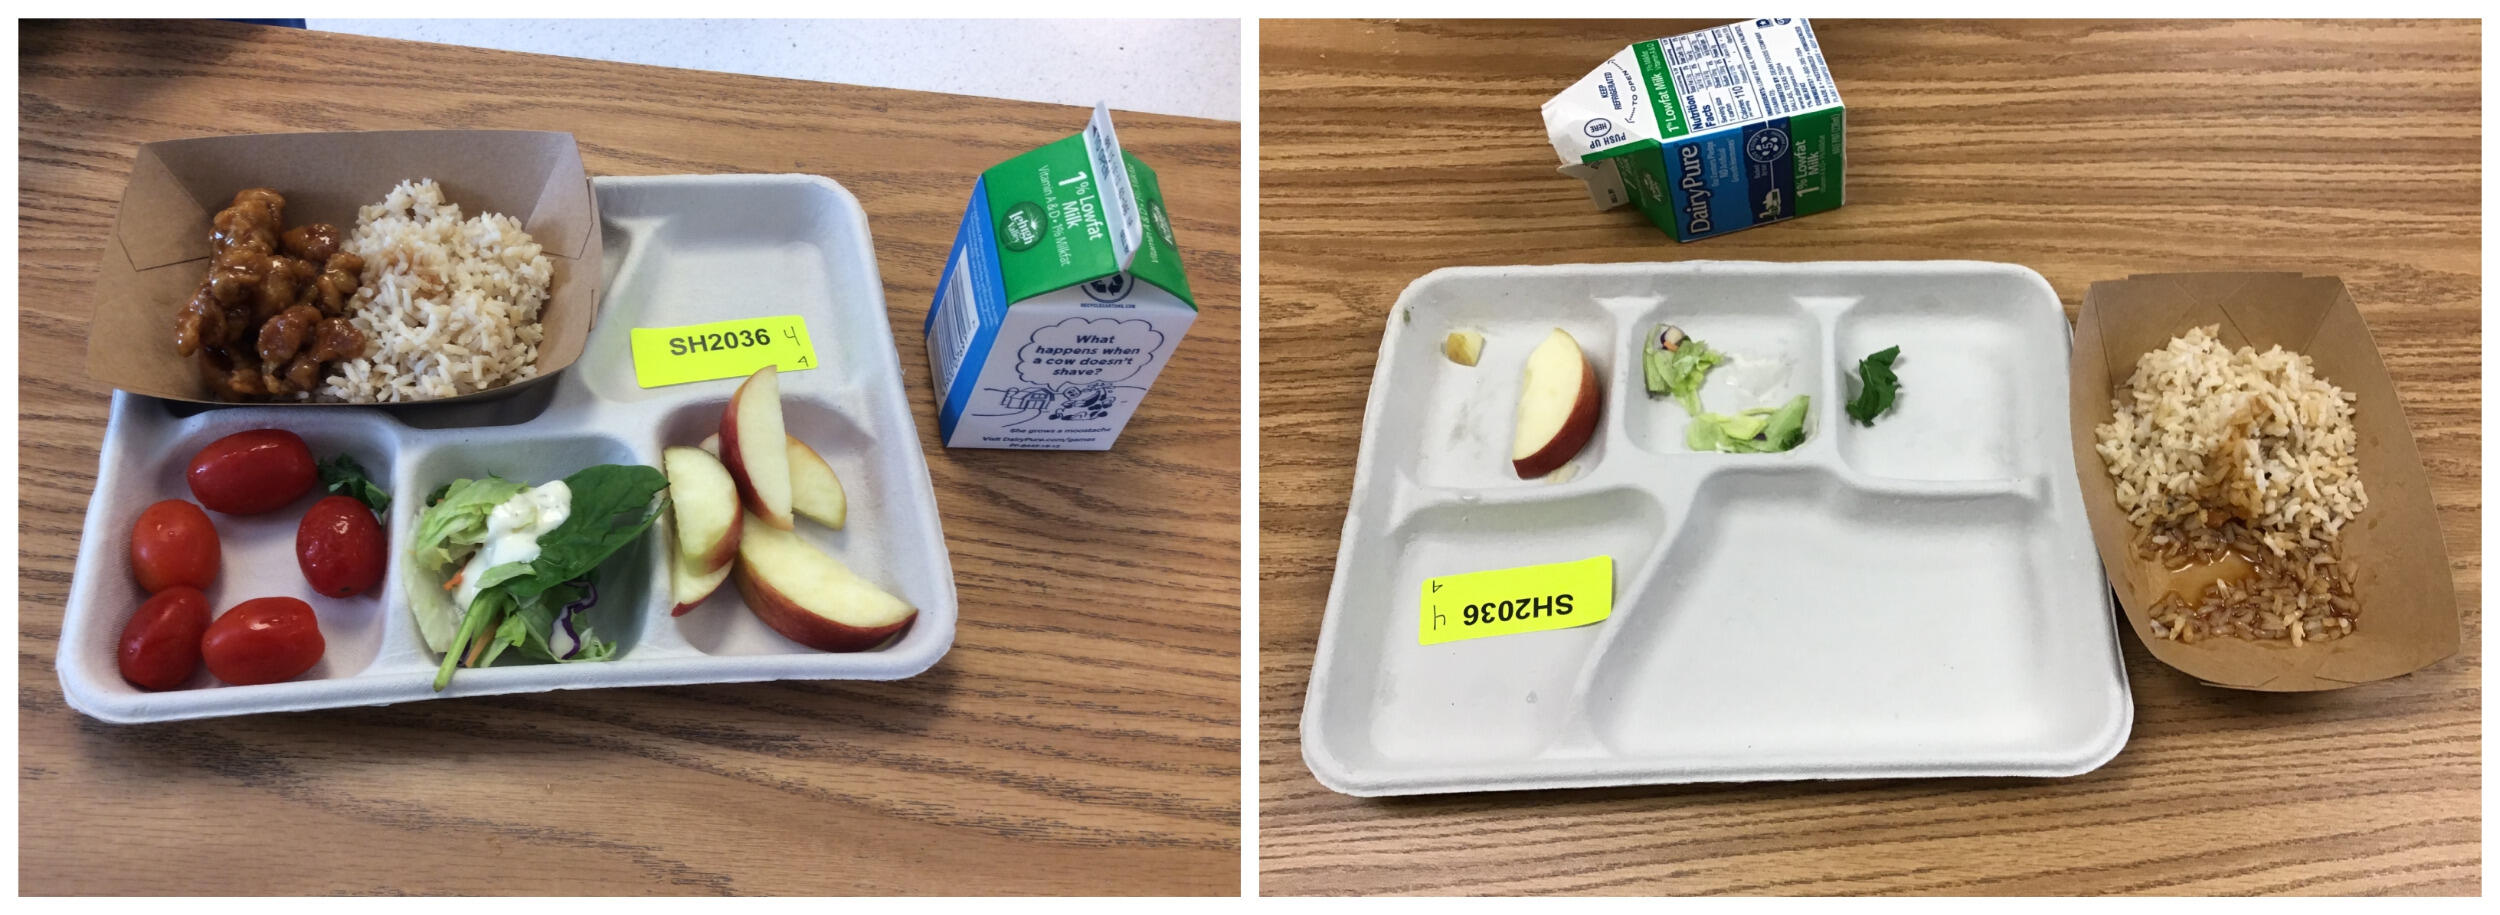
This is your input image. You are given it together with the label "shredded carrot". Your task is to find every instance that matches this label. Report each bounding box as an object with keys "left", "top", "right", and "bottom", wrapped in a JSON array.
[
  {"left": 464, "top": 628, "right": 492, "bottom": 667},
  {"left": 443, "top": 571, "right": 463, "bottom": 591}
]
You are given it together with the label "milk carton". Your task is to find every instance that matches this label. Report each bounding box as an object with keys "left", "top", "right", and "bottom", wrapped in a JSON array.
[
  {"left": 1542, "top": 19, "right": 1846, "bottom": 242},
  {"left": 925, "top": 104, "right": 1196, "bottom": 450}
]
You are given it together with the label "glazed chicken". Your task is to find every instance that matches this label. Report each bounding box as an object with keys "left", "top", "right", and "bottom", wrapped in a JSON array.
[{"left": 174, "top": 187, "right": 369, "bottom": 400}]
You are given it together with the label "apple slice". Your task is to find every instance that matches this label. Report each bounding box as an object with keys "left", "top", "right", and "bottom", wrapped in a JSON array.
[
  {"left": 703, "top": 433, "right": 844, "bottom": 529},
  {"left": 786, "top": 437, "right": 847, "bottom": 529},
  {"left": 731, "top": 511, "right": 915, "bottom": 651},
  {"left": 1511, "top": 327, "right": 1600, "bottom": 478},
  {"left": 668, "top": 536, "right": 735, "bottom": 616},
  {"left": 662, "top": 446, "right": 742, "bottom": 573},
  {"left": 1445, "top": 330, "right": 1485, "bottom": 366},
  {"left": 720, "top": 366, "right": 795, "bottom": 530}
]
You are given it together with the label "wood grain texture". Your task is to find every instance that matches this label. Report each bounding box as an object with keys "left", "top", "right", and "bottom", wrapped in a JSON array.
[
  {"left": 1259, "top": 19, "right": 2477, "bottom": 896},
  {"left": 20, "top": 20, "right": 1239, "bottom": 895}
]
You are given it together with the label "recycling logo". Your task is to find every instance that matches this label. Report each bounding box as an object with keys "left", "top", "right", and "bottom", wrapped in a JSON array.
[{"left": 1083, "top": 272, "right": 1132, "bottom": 303}]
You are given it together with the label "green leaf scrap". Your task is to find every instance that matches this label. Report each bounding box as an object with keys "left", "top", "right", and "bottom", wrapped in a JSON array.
[
  {"left": 318, "top": 454, "right": 391, "bottom": 515},
  {"left": 1846, "top": 346, "right": 1903, "bottom": 426}
]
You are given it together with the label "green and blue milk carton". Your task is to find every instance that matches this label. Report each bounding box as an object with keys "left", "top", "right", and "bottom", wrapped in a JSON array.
[
  {"left": 1542, "top": 19, "right": 1847, "bottom": 241},
  {"left": 925, "top": 104, "right": 1196, "bottom": 450}
]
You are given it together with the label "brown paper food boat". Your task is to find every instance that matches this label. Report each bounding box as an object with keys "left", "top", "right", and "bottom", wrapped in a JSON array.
[
  {"left": 2069, "top": 272, "right": 2460, "bottom": 691},
  {"left": 86, "top": 130, "right": 601, "bottom": 407}
]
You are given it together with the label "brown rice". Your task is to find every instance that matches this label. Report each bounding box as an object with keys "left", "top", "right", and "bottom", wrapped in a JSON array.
[
  {"left": 2092, "top": 325, "right": 2366, "bottom": 645},
  {"left": 319, "top": 179, "right": 552, "bottom": 403}
]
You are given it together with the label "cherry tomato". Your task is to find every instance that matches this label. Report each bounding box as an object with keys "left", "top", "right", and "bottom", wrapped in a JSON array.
[
  {"left": 297, "top": 495, "right": 386, "bottom": 597},
  {"left": 118, "top": 587, "right": 211, "bottom": 691},
  {"left": 200, "top": 597, "right": 325, "bottom": 686},
  {"left": 130, "top": 499, "right": 220, "bottom": 593},
  {"left": 186, "top": 429, "right": 316, "bottom": 515}
]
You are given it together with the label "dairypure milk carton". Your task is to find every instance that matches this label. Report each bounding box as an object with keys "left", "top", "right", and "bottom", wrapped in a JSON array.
[
  {"left": 925, "top": 104, "right": 1196, "bottom": 450},
  {"left": 1543, "top": 19, "right": 1846, "bottom": 242}
]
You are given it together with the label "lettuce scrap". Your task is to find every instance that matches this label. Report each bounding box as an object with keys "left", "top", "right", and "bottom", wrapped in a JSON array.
[
  {"left": 1687, "top": 395, "right": 1811, "bottom": 453},
  {"left": 410, "top": 476, "right": 528, "bottom": 572},
  {"left": 1644, "top": 323, "right": 1811, "bottom": 454},
  {"left": 1644, "top": 335, "right": 1726, "bottom": 416},
  {"left": 1846, "top": 345, "right": 1903, "bottom": 426}
]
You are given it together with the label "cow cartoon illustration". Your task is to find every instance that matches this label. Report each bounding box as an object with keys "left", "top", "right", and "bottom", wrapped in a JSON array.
[{"left": 1048, "top": 380, "right": 1118, "bottom": 421}]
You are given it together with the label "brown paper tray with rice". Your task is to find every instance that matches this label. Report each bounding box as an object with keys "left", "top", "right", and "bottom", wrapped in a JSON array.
[
  {"left": 2068, "top": 272, "right": 2460, "bottom": 691},
  {"left": 86, "top": 130, "right": 602, "bottom": 415}
]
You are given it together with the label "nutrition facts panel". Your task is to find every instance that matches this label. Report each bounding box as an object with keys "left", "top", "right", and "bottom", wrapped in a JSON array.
[{"left": 1659, "top": 19, "right": 1841, "bottom": 131}]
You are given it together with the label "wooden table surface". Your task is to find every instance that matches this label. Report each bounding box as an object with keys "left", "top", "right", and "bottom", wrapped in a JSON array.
[
  {"left": 1259, "top": 19, "right": 2479, "bottom": 896},
  {"left": 19, "top": 20, "right": 1240, "bottom": 896}
]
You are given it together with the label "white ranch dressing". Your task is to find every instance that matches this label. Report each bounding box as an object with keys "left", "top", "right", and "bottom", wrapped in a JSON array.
[{"left": 453, "top": 480, "right": 573, "bottom": 611}]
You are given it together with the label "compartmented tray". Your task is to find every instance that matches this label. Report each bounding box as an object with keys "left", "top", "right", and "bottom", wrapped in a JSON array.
[
  {"left": 1301, "top": 262, "right": 2131, "bottom": 796},
  {"left": 59, "top": 174, "right": 958, "bottom": 724}
]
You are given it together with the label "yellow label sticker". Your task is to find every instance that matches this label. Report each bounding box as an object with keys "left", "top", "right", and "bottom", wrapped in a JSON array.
[
  {"left": 1418, "top": 556, "right": 1613, "bottom": 646},
  {"left": 629, "top": 316, "right": 819, "bottom": 388}
]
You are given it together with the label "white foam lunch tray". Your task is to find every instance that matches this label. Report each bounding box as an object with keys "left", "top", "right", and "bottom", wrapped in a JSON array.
[
  {"left": 59, "top": 174, "right": 958, "bottom": 723},
  {"left": 1301, "top": 261, "right": 2132, "bottom": 796}
]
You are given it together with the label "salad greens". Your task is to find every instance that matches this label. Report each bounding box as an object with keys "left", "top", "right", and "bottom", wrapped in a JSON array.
[
  {"left": 411, "top": 477, "right": 527, "bottom": 571},
  {"left": 1687, "top": 395, "right": 1811, "bottom": 453},
  {"left": 1644, "top": 323, "right": 1811, "bottom": 454},
  {"left": 318, "top": 454, "right": 391, "bottom": 515},
  {"left": 410, "top": 464, "right": 668, "bottom": 690},
  {"left": 1846, "top": 345, "right": 1903, "bottom": 426},
  {"left": 1642, "top": 326, "right": 1724, "bottom": 416}
]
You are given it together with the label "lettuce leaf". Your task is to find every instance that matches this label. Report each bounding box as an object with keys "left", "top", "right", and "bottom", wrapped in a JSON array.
[
  {"left": 1759, "top": 394, "right": 1810, "bottom": 451},
  {"left": 409, "top": 476, "right": 527, "bottom": 572},
  {"left": 1686, "top": 395, "right": 1812, "bottom": 454},
  {"left": 1646, "top": 338, "right": 1726, "bottom": 416},
  {"left": 406, "top": 560, "right": 463, "bottom": 655}
]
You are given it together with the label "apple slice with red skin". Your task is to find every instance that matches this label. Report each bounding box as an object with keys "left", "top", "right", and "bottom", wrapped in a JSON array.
[
  {"left": 784, "top": 437, "right": 846, "bottom": 529},
  {"left": 731, "top": 511, "right": 915, "bottom": 651},
  {"left": 702, "top": 433, "right": 845, "bottom": 530},
  {"left": 668, "top": 532, "right": 736, "bottom": 616},
  {"left": 1511, "top": 328, "right": 1601, "bottom": 478},
  {"left": 662, "top": 446, "right": 742, "bottom": 574},
  {"left": 719, "top": 366, "right": 796, "bottom": 530}
]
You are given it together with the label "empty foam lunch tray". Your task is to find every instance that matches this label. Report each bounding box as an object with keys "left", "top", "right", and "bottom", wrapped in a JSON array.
[
  {"left": 1301, "top": 261, "right": 2132, "bottom": 796},
  {"left": 59, "top": 174, "right": 958, "bottom": 723}
]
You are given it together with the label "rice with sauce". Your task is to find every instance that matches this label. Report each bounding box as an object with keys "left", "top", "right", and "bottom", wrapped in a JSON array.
[
  {"left": 319, "top": 179, "right": 552, "bottom": 403},
  {"left": 2092, "top": 325, "right": 2367, "bottom": 645}
]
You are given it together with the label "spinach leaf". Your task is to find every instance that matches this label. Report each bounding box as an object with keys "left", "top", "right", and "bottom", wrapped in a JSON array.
[
  {"left": 489, "top": 579, "right": 614, "bottom": 665},
  {"left": 1847, "top": 346, "right": 1903, "bottom": 426},
  {"left": 494, "top": 464, "right": 669, "bottom": 602}
]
